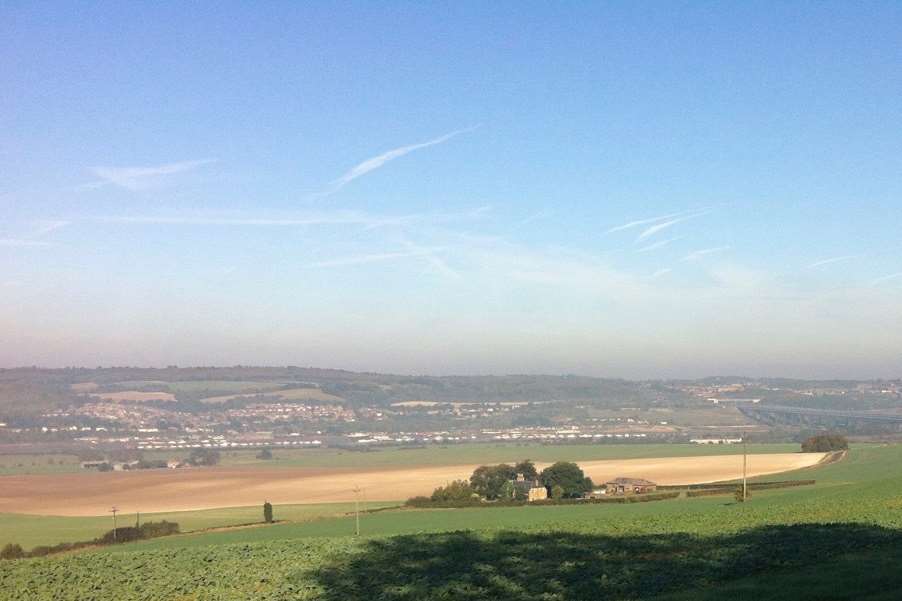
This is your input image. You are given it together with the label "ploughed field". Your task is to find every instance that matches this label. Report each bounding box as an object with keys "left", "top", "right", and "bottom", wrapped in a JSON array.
[{"left": 0, "top": 452, "right": 824, "bottom": 516}]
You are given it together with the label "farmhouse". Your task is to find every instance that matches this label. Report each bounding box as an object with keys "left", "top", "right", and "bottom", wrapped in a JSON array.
[
  {"left": 604, "top": 477, "right": 657, "bottom": 495},
  {"left": 511, "top": 473, "right": 548, "bottom": 502}
]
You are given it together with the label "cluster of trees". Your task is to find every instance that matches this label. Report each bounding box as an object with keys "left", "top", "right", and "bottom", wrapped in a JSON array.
[
  {"left": 470, "top": 460, "right": 592, "bottom": 500},
  {"left": 187, "top": 448, "right": 221, "bottom": 466},
  {"left": 469, "top": 460, "right": 538, "bottom": 500},
  {"left": 409, "top": 459, "right": 594, "bottom": 506},
  {"left": 0, "top": 520, "right": 180, "bottom": 561},
  {"left": 801, "top": 434, "right": 849, "bottom": 453},
  {"left": 430, "top": 480, "right": 479, "bottom": 503},
  {"left": 95, "top": 520, "right": 180, "bottom": 544}
]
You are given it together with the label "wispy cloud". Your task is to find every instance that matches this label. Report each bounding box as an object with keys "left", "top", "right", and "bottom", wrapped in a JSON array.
[
  {"left": 604, "top": 212, "right": 681, "bottom": 235},
  {"left": 401, "top": 240, "right": 461, "bottom": 279},
  {"left": 0, "top": 220, "right": 69, "bottom": 248},
  {"left": 308, "top": 247, "right": 443, "bottom": 268},
  {"left": 97, "top": 207, "right": 489, "bottom": 230},
  {"left": 509, "top": 209, "right": 553, "bottom": 232},
  {"left": 870, "top": 272, "right": 902, "bottom": 286},
  {"left": 86, "top": 159, "right": 216, "bottom": 191},
  {"left": 807, "top": 255, "right": 862, "bottom": 269},
  {"left": 636, "top": 237, "right": 682, "bottom": 253},
  {"left": 317, "top": 126, "right": 480, "bottom": 197},
  {"left": 31, "top": 220, "right": 70, "bottom": 237},
  {"left": 681, "top": 246, "right": 730, "bottom": 262},
  {"left": 0, "top": 238, "right": 52, "bottom": 247},
  {"left": 649, "top": 268, "right": 672, "bottom": 279},
  {"left": 635, "top": 211, "right": 710, "bottom": 243}
]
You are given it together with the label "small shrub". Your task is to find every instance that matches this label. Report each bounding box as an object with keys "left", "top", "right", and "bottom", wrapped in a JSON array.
[
  {"left": 405, "top": 496, "right": 433, "bottom": 507},
  {"left": 0, "top": 543, "right": 24, "bottom": 560}
]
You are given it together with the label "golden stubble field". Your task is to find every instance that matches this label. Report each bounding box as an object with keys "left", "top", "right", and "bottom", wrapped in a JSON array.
[{"left": 0, "top": 453, "right": 824, "bottom": 516}]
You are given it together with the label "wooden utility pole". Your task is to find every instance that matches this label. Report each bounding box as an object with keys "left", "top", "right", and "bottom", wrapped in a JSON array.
[
  {"left": 110, "top": 506, "right": 119, "bottom": 542},
  {"left": 742, "top": 436, "right": 748, "bottom": 502},
  {"left": 353, "top": 485, "right": 361, "bottom": 537}
]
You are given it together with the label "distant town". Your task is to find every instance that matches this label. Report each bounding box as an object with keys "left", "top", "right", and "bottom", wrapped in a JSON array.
[{"left": 2, "top": 368, "right": 900, "bottom": 458}]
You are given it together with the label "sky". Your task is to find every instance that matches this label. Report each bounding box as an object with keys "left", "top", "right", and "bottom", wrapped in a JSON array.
[{"left": 2, "top": 2, "right": 902, "bottom": 378}]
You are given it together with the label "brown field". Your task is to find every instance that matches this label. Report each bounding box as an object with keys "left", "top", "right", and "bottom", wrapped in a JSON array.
[
  {"left": 199, "top": 387, "right": 343, "bottom": 404},
  {"left": 0, "top": 453, "right": 825, "bottom": 517},
  {"left": 89, "top": 391, "right": 177, "bottom": 402}
]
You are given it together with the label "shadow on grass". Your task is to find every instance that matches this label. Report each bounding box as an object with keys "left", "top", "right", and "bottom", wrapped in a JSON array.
[{"left": 313, "top": 523, "right": 902, "bottom": 600}]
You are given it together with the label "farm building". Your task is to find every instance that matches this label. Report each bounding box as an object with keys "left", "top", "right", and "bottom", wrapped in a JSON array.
[
  {"left": 511, "top": 473, "right": 548, "bottom": 502},
  {"left": 80, "top": 460, "right": 107, "bottom": 470},
  {"left": 604, "top": 477, "right": 657, "bottom": 495}
]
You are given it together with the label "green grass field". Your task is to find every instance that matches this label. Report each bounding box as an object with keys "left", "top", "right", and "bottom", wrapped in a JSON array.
[
  {"left": 0, "top": 442, "right": 799, "bottom": 475},
  {"left": 0, "top": 502, "right": 398, "bottom": 550},
  {"left": 108, "top": 444, "right": 899, "bottom": 552},
  {"left": 4, "top": 444, "right": 900, "bottom": 600},
  {"left": 0, "top": 454, "right": 82, "bottom": 475},
  {"left": 152, "top": 442, "right": 801, "bottom": 470}
]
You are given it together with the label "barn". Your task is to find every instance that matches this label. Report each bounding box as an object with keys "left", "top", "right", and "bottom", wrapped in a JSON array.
[{"left": 604, "top": 477, "right": 657, "bottom": 495}]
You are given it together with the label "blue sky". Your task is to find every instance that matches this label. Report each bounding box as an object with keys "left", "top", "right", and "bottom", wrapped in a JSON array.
[{"left": 2, "top": 2, "right": 901, "bottom": 378}]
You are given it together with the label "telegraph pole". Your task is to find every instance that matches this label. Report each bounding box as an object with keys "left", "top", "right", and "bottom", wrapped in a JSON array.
[
  {"left": 110, "top": 506, "right": 119, "bottom": 542},
  {"left": 353, "top": 485, "right": 361, "bottom": 537},
  {"left": 742, "top": 435, "right": 748, "bottom": 502}
]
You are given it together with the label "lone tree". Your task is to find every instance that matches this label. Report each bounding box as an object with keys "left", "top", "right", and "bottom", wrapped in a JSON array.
[
  {"left": 263, "top": 501, "right": 273, "bottom": 524},
  {"left": 256, "top": 447, "right": 273, "bottom": 460},
  {"left": 801, "top": 433, "right": 848, "bottom": 453},
  {"left": 539, "top": 462, "right": 593, "bottom": 498}
]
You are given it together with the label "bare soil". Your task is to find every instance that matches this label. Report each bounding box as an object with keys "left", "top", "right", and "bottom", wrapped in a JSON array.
[{"left": 0, "top": 453, "right": 825, "bottom": 516}]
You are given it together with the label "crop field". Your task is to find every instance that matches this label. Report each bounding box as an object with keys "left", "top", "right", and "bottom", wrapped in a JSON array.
[
  {"left": 0, "top": 502, "right": 398, "bottom": 550},
  {"left": 0, "top": 452, "right": 820, "bottom": 517},
  {"left": 159, "top": 442, "right": 802, "bottom": 470},
  {"left": 198, "top": 387, "right": 343, "bottom": 404},
  {"left": 88, "top": 391, "right": 177, "bottom": 402},
  {"left": 2, "top": 445, "right": 901, "bottom": 600},
  {"left": 0, "top": 454, "right": 82, "bottom": 475},
  {"left": 109, "top": 380, "right": 294, "bottom": 394},
  {"left": 0, "top": 443, "right": 799, "bottom": 476}
]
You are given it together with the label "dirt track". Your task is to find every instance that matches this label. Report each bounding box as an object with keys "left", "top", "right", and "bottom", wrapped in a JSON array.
[{"left": 0, "top": 453, "right": 825, "bottom": 516}]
